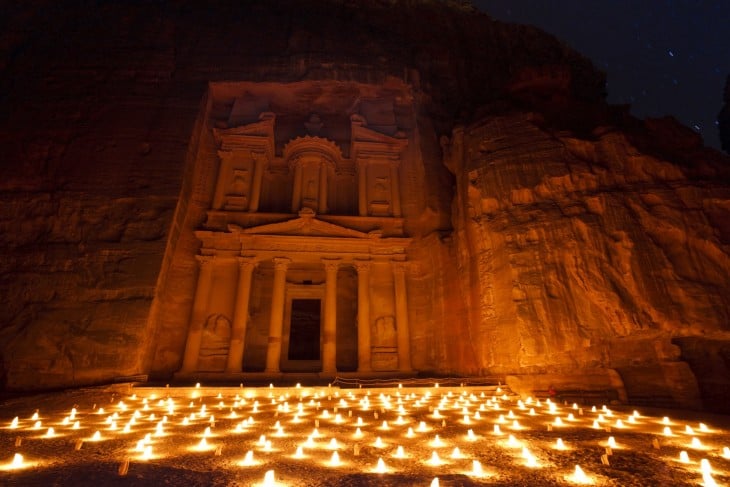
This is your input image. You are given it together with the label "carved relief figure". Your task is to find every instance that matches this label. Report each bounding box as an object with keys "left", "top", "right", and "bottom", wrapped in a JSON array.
[
  {"left": 198, "top": 314, "right": 232, "bottom": 371},
  {"left": 372, "top": 315, "right": 397, "bottom": 347}
]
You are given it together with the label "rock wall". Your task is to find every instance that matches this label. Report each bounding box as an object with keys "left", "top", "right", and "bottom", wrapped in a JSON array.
[
  {"left": 2, "top": 0, "right": 729, "bottom": 412},
  {"left": 1, "top": 0, "right": 602, "bottom": 389},
  {"left": 441, "top": 111, "right": 730, "bottom": 410}
]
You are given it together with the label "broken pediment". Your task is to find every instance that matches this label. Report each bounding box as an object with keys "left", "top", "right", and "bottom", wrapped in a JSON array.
[{"left": 228, "top": 209, "right": 378, "bottom": 239}]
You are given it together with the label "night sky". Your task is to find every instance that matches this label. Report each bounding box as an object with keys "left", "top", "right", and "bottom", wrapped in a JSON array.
[{"left": 475, "top": 0, "right": 729, "bottom": 150}]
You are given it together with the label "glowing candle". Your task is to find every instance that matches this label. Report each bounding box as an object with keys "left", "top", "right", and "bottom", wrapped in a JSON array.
[
  {"left": 374, "top": 457, "right": 387, "bottom": 473},
  {"left": 72, "top": 421, "right": 80, "bottom": 430},
  {"left": 33, "top": 421, "right": 41, "bottom": 429},
  {"left": 685, "top": 425, "right": 695, "bottom": 435},
  {"left": 691, "top": 437, "right": 702, "bottom": 449},
  {"left": 328, "top": 438, "right": 339, "bottom": 450},
  {"left": 240, "top": 450, "right": 255, "bottom": 466},
  {"left": 9, "top": 417, "right": 18, "bottom": 429},
  {"left": 663, "top": 426, "right": 673, "bottom": 436},
  {"left": 294, "top": 446, "right": 304, "bottom": 458},
  {"left": 329, "top": 451, "right": 341, "bottom": 466},
  {"left": 467, "top": 429, "right": 476, "bottom": 441},
  {"left": 471, "top": 459, "right": 483, "bottom": 476},
  {"left": 91, "top": 430, "right": 101, "bottom": 441},
  {"left": 428, "top": 451, "right": 442, "bottom": 466},
  {"left": 556, "top": 438, "right": 567, "bottom": 450},
  {"left": 431, "top": 435, "right": 443, "bottom": 447},
  {"left": 700, "top": 458, "right": 712, "bottom": 475},
  {"left": 10, "top": 453, "right": 25, "bottom": 469},
  {"left": 507, "top": 434, "right": 520, "bottom": 448},
  {"left": 406, "top": 427, "right": 414, "bottom": 438},
  {"left": 607, "top": 436, "right": 617, "bottom": 448},
  {"left": 262, "top": 470, "right": 276, "bottom": 486},
  {"left": 662, "top": 416, "right": 670, "bottom": 425},
  {"left": 141, "top": 445, "right": 152, "bottom": 460},
  {"left": 493, "top": 424, "right": 502, "bottom": 435},
  {"left": 45, "top": 427, "right": 55, "bottom": 438},
  {"left": 394, "top": 445, "right": 405, "bottom": 458},
  {"left": 722, "top": 447, "right": 730, "bottom": 459},
  {"left": 450, "top": 447, "right": 463, "bottom": 459},
  {"left": 703, "top": 472, "right": 719, "bottom": 487},
  {"left": 374, "top": 436, "right": 384, "bottom": 448},
  {"left": 570, "top": 464, "right": 591, "bottom": 484},
  {"left": 31, "top": 412, "right": 39, "bottom": 421},
  {"left": 679, "top": 451, "right": 690, "bottom": 463},
  {"left": 524, "top": 450, "right": 538, "bottom": 467},
  {"left": 699, "top": 423, "right": 709, "bottom": 432},
  {"left": 430, "top": 478, "right": 439, "bottom": 487}
]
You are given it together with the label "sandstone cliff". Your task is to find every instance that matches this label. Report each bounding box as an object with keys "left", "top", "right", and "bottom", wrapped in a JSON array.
[{"left": 1, "top": 0, "right": 729, "bottom": 412}]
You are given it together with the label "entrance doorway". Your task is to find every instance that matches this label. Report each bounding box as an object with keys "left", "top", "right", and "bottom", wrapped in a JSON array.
[{"left": 288, "top": 298, "right": 321, "bottom": 360}]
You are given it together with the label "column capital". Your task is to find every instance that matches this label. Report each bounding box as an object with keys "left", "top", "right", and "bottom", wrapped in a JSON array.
[
  {"left": 322, "top": 257, "right": 341, "bottom": 272},
  {"left": 272, "top": 257, "right": 291, "bottom": 271},
  {"left": 236, "top": 256, "right": 259, "bottom": 270},
  {"left": 390, "top": 258, "right": 409, "bottom": 274},
  {"left": 353, "top": 259, "right": 372, "bottom": 273},
  {"left": 195, "top": 254, "right": 216, "bottom": 267}
]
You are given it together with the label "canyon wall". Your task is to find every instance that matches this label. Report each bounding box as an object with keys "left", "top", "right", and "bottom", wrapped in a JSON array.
[
  {"left": 1, "top": 1, "right": 729, "bottom": 411},
  {"left": 442, "top": 110, "right": 730, "bottom": 410}
]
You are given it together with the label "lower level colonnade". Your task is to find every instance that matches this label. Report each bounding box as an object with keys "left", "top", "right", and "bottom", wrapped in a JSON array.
[{"left": 178, "top": 252, "right": 412, "bottom": 377}]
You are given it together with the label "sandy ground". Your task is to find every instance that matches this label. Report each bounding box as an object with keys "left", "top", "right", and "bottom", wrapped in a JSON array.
[{"left": 1, "top": 383, "right": 729, "bottom": 486}]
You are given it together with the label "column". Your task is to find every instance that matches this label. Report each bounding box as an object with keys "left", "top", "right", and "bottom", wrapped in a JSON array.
[
  {"left": 291, "top": 162, "right": 303, "bottom": 213},
  {"left": 265, "top": 257, "right": 291, "bottom": 373},
  {"left": 180, "top": 255, "right": 216, "bottom": 373},
  {"left": 389, "top": 161, "right": 402, "bottom": 217},
  {"left": 318, "top": 162, "right": 328, "bottom": 214},
  {"left": 392, "top": 259, "right": 412, "bottom": 372},
  {"left": 357, "top": 160, "right": 368, "bottom": 216},
  {"left": 249, "top": 153, "right": 266, "bottom": 212},
  {"left": 321, "top": 258, "right": 340, "bottom": 375},
  {"left": 225, "top": 257, "right": 258, "bottom": 373},
  {"left": 354, "top": 260, "right": 372, "bottom": 372}
]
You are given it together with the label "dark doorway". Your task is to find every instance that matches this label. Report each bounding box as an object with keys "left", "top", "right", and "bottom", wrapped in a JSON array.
[{"left": 288, "top": 299, "right": 321, "bottom": 360}]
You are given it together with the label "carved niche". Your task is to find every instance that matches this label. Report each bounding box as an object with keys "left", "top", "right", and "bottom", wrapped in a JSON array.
[
  {"left": 284, "top": 136, "right": 342, "bottom": 215},
  {"left": 213, "top": 112, "right": 275, "bottom": 212}
]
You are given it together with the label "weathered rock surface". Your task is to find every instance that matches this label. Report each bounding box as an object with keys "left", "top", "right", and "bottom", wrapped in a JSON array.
[
  {"left": 441, "top": 110, "right": 730, "bottom": 411},
  {"left": 1, "top": 0, "right": 729, "bottom": 412}
]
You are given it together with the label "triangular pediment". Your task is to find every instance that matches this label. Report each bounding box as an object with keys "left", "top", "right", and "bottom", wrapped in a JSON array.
[
  {"left": 214, "top": 112, "right": 275, "bottom": 140},
  {"left": 351, "top": 122, "right": 408, "bottom": 145},
  {"left": 228, "top": 210, "right": 376, "bottom": 239}
]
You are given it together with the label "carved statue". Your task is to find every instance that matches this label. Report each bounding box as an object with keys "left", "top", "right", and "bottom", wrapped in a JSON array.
[{"left": 372, "top": 315, "right": 397, "bottom": 347}]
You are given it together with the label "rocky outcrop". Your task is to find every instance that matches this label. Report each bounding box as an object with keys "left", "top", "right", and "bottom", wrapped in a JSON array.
[{"left": 441, "top": 110, "right": 730, "bottom": 410}]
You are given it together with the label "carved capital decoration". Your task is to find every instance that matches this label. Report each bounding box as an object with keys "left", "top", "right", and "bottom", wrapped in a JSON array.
[
  {"left": 390, "top": 259, "right": 409, "bottom": 275},
  {"left": 236, "top": 256, "right": 259, "bottom": 270},
  {"left": 272, "top": 257, "right": 291, "bottom": 271},
  {"left": 353, "top": 259, "right": 372, "bottom": 273},
  {"left": 322, "top": 257, "right": 341, "bottom": 273},
  {"left": 196, "top": 254, "right": 216, "bottom": 267}
]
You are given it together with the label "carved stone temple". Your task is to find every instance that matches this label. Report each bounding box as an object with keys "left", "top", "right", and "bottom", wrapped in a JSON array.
[{"left": 168, "top": 82, "right": 420, "bottom": 379}]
